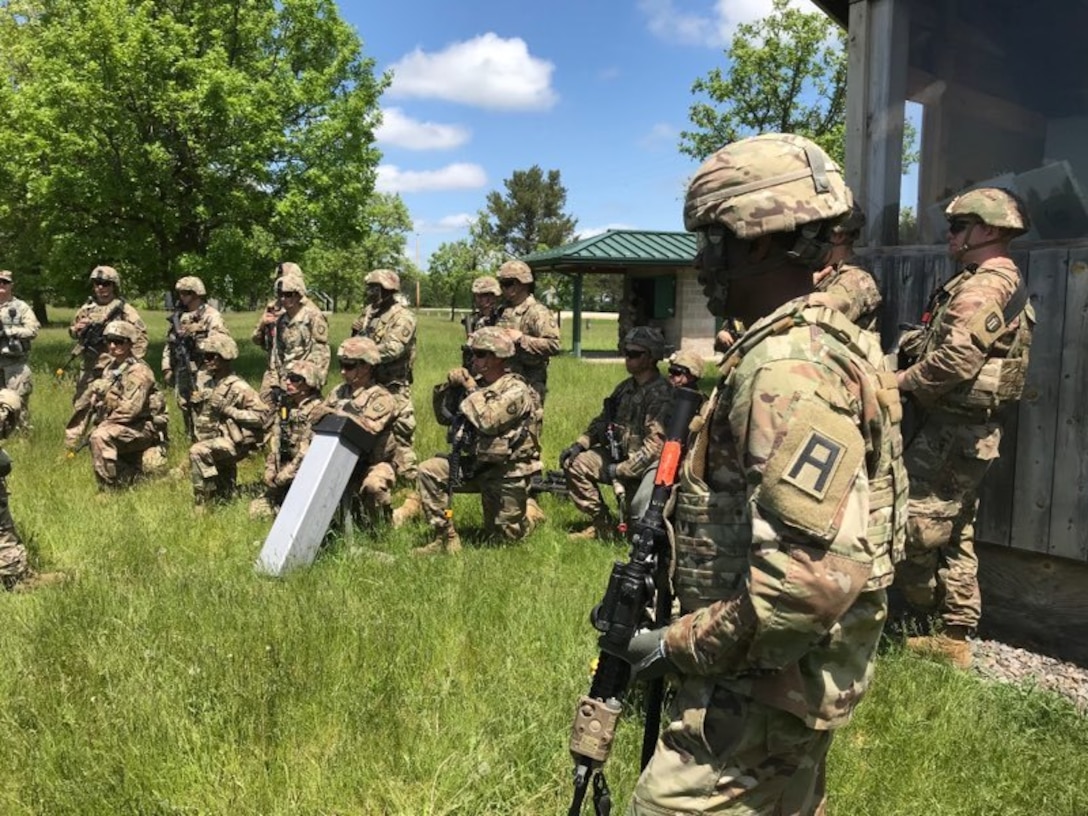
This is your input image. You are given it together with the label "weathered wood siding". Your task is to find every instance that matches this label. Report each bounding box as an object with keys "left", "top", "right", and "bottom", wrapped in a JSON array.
[{"left": 863, "top": 244, "right": 1088, "bottom": 565}]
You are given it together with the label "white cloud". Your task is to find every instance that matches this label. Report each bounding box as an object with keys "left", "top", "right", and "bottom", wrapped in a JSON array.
[
  {"left": 416, "top": 213, "right": 475, "bottom": 233},
  {"left": 639, "top": 0, "right": 820, "bottom": 47},
  {"left": 376, "top": 107, "right": 470, "bottom": 151},
  {"left": 387, "top": 33, "right": 558, "bottom": 110},
  {"left": 640, "top": 122, "right": 679, "bottom": 150},
  {"left": 376, "top": 163, "right": 487, "bottom": 194},
  {"left": 577, "top": 223, "right": 637, "bottom": 239}
]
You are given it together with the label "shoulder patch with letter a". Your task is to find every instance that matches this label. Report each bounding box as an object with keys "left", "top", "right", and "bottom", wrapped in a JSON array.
[{"left": 758, "top": 402, "right": 864, "bottom": 540}]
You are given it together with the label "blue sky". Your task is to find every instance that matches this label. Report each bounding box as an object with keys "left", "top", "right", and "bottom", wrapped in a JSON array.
[{"left": 339, "top": 0, "right": 836, "bottom": 267}]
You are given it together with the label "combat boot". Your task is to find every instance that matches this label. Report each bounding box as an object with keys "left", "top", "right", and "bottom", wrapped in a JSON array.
[
  {"left": 906, "top": 625, "right": 973, "bottom": 670},
  {"left": 392, "top": 492, "right": 423, "bottom": 528},
  {"left": 412, "top": 525, "right": 462, "bottom": 556},
  {"left": 569, "top": 510, "right": 615, "bottom": 541},
  {"left": 525, "top": 497, "right": 547, "bottom": 529}
]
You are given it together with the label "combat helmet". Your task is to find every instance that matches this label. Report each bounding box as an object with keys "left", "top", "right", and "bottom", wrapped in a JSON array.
[
  {"left": 337, "top": 336, "right": 380, "bottom": 365},
  {"left": 199, "top": 332, "right": 239, "bottom": 360},
  {"left": 623, "top": 326, "right": 666, "bottom": 361},
  {"left": 90, "top": 265, "right": 121, "bottom": 286},
  {"left": 0, "top": 388, "right": 22, "bottom": 414},
  {"left": 471, "top": 275, "right": 502, "bottom": 296},
  {"left": 467, "top": 326, "right": 515, "bottom": 358},
  {"left": 497, "top": 260, "right": 533, "bottom": 284},
  {"left": 276, "top": 262, "right": 303, "bottom": 279},
  {"left": 103, "top": 320, "right": 138, "bottom": 343},
  {"left": 277, "top": 273, "right": 307, "bottom": 296},
  {"left": 286, "top": 360, "right": 320, "bottom": 390},
  {"left": 175, "top": 275, "right": 207, "bottom": 296},
  {"left": 945, "top": 187, "right": 1030, "bottom": 236},
  {"left": 668, "top": 348, "right": 705, "bottom": 377},
  {"left": 365, "top": 268, "right": 400, "bottom": 291}
]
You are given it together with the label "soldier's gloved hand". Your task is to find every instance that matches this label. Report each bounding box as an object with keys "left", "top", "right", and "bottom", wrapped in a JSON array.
[
  {"left": 209, "top": 393, "right": 227, "bottom": 414},
  {"left": 447, "top": 367, "right": 476, "bottom": 391},
  {"left": 599, "top": 628, "right": 672, "bottom": 680},
  {"left": 559, "top": 442, "right": 585, "bottom": 470},
  {"left": 0, "top": 449, "right": 11, "bottom": 478}
]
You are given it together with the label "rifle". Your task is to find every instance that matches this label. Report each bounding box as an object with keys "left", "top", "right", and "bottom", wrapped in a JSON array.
[
  {"left": 602, "top": 395, "right": 627, "bottom": 531},
  {"left": 270, "top": 386, "right": 293, "bottom": 466},
  {"left": 65, "top": 370, "right": 123, "bottom": 455},
  {"left": 529, "top": 469, "right": 569, "bottom": 499},
  {"left": 443, "top": 412, "right": 477, "bottom": 525},
  {"left": 167, "top": 307, "right": 198, "bottom": 441},
  {"left": 56, "top": 298, "right": 127, "bottom": 378},
  {"left": 568, "top": 387, "right": 703, "bottom": 816},
  {"left": 0, "top": 306, "right": 25, "bottom": 357}
]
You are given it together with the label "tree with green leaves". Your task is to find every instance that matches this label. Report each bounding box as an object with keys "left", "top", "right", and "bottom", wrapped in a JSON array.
[
  {"left": 481, "top": 165, "right": 577, "bottom": 259},
  {"left": 0, "top": 0, "right": 389, "bottom": 310},
  {"left": 680, "top": 0, "right": 847, "bottom": 165}
]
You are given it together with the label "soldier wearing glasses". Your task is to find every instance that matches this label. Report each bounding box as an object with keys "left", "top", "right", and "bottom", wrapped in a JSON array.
[
  {"left": 559, "top": 326, "right": 672, "bottom": 540},
  {"left": 0, "top": 270, "right": 39, "bottom": 426},
  {"left": 67, "top": 266, "right": 148, "bottom": 404},
  {"left": 493, "top": 260, "right": 560, "bottom": 405},
  {"left": 251, "top": 268, "right": 330, "bottom": 404},
  {"left": 894, "top": 187, "right": 1035, "bottom": 669}
]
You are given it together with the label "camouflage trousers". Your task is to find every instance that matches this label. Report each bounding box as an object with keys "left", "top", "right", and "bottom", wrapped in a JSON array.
[
  {"left": 88, "top": 421, "right": 159, "bottom": 488},
  {"left": 0, "top": 481, "right": 27, "bottom": 586},
  {"left": 417, "top": 456, "right": 531, "bottom": 541},
  {"left": 250, "top": 462, "right": 397, "bottom": 522},
  {"left": 629, "top": 679, "right": 830, "bottom": 816},
  {"left": 565, "top": 446, "right": 648, "bottom": 521},
  {"left": 0, "top": 358, "right": 32, "bottom": 399},
  {"left": 893, "top": 414, "right": 1000, "bottom": 629},
  {"left": 389, "top": 386, "right": 418, "bottom": 483},
  {"left": 189, "top": 435, "right": 251, "bottom": 502}
]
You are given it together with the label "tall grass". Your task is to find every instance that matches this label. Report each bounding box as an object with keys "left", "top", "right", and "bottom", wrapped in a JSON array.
[{"left": 0, "top": 307, "right": 1082, "bottom": 814}]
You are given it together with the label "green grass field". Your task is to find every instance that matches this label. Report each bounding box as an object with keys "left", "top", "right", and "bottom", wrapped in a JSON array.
[{"left": 0, "top": 307, "right": 1083, "bottom": 815}]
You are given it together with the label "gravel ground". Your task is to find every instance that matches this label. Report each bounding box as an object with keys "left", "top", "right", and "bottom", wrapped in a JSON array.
[{"left": 970, "top": 638, "right": 1088, "bottom": 713}]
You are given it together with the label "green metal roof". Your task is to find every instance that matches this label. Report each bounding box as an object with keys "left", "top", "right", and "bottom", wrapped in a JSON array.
[{"left": 523, "top": 229, "right": 696, "bottom": 270}]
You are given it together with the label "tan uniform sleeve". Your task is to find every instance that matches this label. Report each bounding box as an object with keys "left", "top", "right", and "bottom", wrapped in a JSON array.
[{"left": 517, "top": 303, "right": 560, "bottom": 358}]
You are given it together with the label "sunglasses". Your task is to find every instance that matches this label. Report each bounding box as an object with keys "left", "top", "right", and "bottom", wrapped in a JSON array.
[
  {"left": 203, "top": 352, "right": 222, "bottom": 361},
  {"left": 91, "top": 279, "right": 114, "bottom": 286},
  {"left": 498, "top": 279, "right": 519, "bottom": 288},
  {"left": 105, "top": 337, "right": 129, "bottom": 345},
  {"left": 339, "top": 359, "right": 362, "bottom": 370},
  {"left": 0, "top": 279, "right": 11, "bottom": 285},
  {"left": 668, "top": 366, "right": 692, "bottom": 377},
  {"left": 286, "top": 374, "right": 306, "bottom": 384},
  {"left": 624, "top": 348, "right": 648, "bottom": 359},
  {"left": 947, "top": 218, "right": 977, "bottom": 235},
  {"left": 470, "top": 349, "right": 493, "bottom": 359},
  {"left": 176, "top": 289, "right": 195, "bottom": 297}
]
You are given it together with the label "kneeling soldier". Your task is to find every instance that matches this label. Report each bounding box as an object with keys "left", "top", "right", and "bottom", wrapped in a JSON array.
[
  {"left": 413, "top": 327, "right": 541, "bottom": 555},
  {"left": 248, "top": 360, "right": 325, "bottom": 520},
  {"left": 188, "top": 333, "right": 271, "bottom": 506}
]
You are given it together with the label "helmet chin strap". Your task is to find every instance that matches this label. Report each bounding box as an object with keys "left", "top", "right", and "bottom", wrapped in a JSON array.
[{"left": 953, "top": 224, "right": 1003, "bottom": 260}]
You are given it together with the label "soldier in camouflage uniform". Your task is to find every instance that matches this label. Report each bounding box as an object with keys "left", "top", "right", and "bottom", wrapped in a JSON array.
[
  {"left": 462, "top": 275, "right": 504, "bottom": 337},
  {"left": 65, "top": 321, "right": 169, "bottom": 488},
  {"left": 812, "top": 202, "right": 882, "bottom": 331},
  {"left": 322, "top": 336, "right": 400, "bottom": 524},
  {"left": 251, "top": 271, "right": 330, "bottom": 404},
  {"left": 163, "top": 275, "right": 227, "bottom": 435},
  {"left": 604, "top": 134, "right": 907, "bottom": 816},
  {"left": 666, "top": 348, "right": 706, "bottom": 390},
  {"left": 894, "top": 187, "right": 1035, "bottom": 669},
  {"left": 351, "top": 268, "right": 418, "bottom": 483},
  {"left": 413, "top": 327, "right": 541, "bottom": 556},
  {"left": 494, "top": 259, "right": 560, "bottom": 404},
  {"left": 560, "top": 326, "right": 673, "bottom": 540},
  {"left": 189, "top": 333, "right": 271, "bottom": 505},
  {"left": 0, "top": 270, "right": 40, "bottom": 426},
  {"left": 248, "top": 360, "right": 326, "bottom": 520},
  {"left": 67, "top": 266, "right": 149, "bottom": 404}
]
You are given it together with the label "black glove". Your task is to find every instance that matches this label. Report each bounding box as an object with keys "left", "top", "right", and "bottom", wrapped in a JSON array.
[
  {"left": 0, "top": 449, "right": 11, "bottom": 478},
  {"left": 559, "top": 442, "right": 585, "bottom": 470},
  {"left": 599, "top": 628, "right": 672, "bottom": 680}
]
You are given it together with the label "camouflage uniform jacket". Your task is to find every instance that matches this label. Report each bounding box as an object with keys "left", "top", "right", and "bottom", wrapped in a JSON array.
[
  {"left": 0, "top": 298, "right": 39, "bottom": 361},
  {"left": 351, "top": 302, "right": 417, "bottom": 387},
  {"left": 190, "top": 373, "right": 270, "bottom": 447},
  {"left": 495, "top": 295, "right": 560, "bottom": 387},
  {"left": 263, "top": 394, "right": 324, "bottom": 488},
  {"left": 162, "top": 304, "right": 227, "bottom": 378},
  {"left": 323, "top": 382, "right": 398, "bottom": 468},
  {"left": 462, "top": 307, "right": 504, "bottom": 337},
  {"left": 663, "top": 296, "right": 907, "bottom": 730},
  {"left": 78, "top": 357, "right": 161, "bottom": 428},
  {"left": 446, "top": 372, "right": 541, "bottom": 479},
  {"left": 69, "top": 298, "right": 149, "bottom": 362},
  {"left": 814, "top": 260, "right": 882, "bottom": 331},
  {"left": 899, "top": 257, "right": 1033, "bottom": 414},
  {"left": 251, "top": 301, "right": 330, "bottom": 384},
  {"left": 576, "top": 372, "right": 672, "bottom": 481}
]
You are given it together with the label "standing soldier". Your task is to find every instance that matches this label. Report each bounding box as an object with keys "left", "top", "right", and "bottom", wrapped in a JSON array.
[
  {"left": 461, "top": 275, "right": 504, "bottom": 337},
  {"left": 412, "top": 327, "right": 541, "bottom": 556},
  {"left": 894, "top": 187, "right": 1034, "bottom": 669},
  {"left": 252, "top": 270, "right": 330, "bottom": 404},
  {"left": 65, "top": 266, "right": 148, "bottom": 404},
  {"left": 605, "top": 134, "right": 906, "bottom": 816},
  {"left": 163, "top": 276, "right": 226, "bottom": 440},
  {"left": 351, "top": 268, "right": 418, "bottom": 483},
  {"left": 0, "top": 270, "right": 40, "bottom": 427},
  {"left": 494, "top": 259, "right": 560, "bottom": 405},
  {"left": 189, "top": 333, "right": 271, "bottom": 507},
  {"left": 559, "top": 327, "right": 673, "bottom": 539},
  {"left": 248, "top": 360, "right": 325, "bottom": 520},
  {"left": 812, "top": 202, "right": 883, "bottom": 331},
  {"left": 65, "top": 321, "right": 169, "bottom": 488},
  {"left": 323, "top": 336, "right": 400, "bottom": 524}
]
